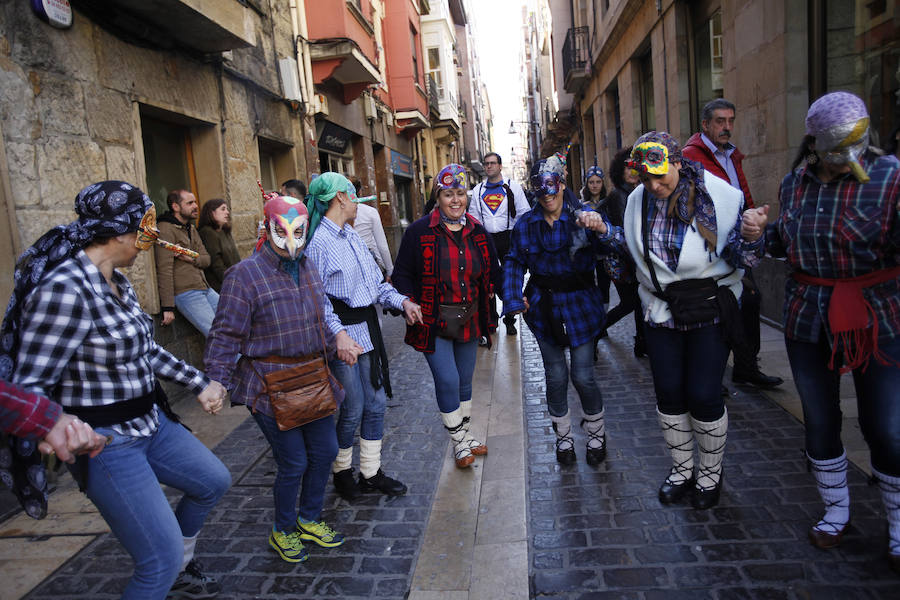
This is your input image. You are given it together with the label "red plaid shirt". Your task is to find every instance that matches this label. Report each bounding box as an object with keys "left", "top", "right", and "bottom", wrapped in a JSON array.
[
  {"left": 0, "top": 379, "right": 61, "bottom": 439},
  {"left": 436, "top": 217, "right": 484, "bottom": 343}
]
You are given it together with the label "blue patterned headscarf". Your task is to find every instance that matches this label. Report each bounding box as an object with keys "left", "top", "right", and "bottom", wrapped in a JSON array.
[
  {"left": 585, "top": 166, "right": 604, "bottom": 180},
  {"left": 0, "top": 180, "right": 152, "bottom": 520}
]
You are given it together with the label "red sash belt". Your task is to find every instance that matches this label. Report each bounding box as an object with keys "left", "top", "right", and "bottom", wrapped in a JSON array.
[{"left": 792, "top": 265, "right": 900, "bottom": 373}]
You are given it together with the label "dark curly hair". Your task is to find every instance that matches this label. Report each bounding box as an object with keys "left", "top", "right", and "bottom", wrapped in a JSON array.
[{"left": 608, "top": 146, "right": 634, "bottom": 190}]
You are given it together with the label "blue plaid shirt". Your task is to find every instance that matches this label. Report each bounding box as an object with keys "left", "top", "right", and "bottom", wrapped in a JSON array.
[
  {"left": 502, "top": 205, "right": 625, "bottom": 347},
  {"left": 767, "top": 154, "right": 900, "bottom": 343},
  {"left": 306, "top": 217, "right": 407, "bottom": 353}
]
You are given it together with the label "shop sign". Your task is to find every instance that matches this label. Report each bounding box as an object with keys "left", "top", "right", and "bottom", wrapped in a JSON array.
[
  {"left": 31, "top": 0, "right": 73, "bottom": 29},
  {"left": 390, "top": 150, "right": 413, "bottom": 179},
  {"left": 318, "top": 121, "right": 354, "bottom": 155}
]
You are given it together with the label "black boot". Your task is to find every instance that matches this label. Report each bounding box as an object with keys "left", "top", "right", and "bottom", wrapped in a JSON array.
[
  {"left": 633, "top": 335, "right": 646, "bottom": 358},
  {"left": 333, "top": 468, "right": 361, "bottom": 501}
]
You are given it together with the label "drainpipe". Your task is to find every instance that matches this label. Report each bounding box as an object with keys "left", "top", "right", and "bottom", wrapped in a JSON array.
[{"left": 290, "top": 0, "right": 317, "bottom": 176}]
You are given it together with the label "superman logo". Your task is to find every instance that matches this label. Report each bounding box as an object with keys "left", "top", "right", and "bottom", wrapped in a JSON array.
[{"left": 483, "top": 192, "right": 505, "bottom": 213}]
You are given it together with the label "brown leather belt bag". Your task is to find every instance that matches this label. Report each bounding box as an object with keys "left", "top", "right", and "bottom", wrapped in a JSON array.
[{"left": 252, "top": 354, "right": 337, "bottom": 431}]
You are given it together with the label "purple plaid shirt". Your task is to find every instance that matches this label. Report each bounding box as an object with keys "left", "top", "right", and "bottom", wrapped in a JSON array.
[
  {"left": 767, "top": 154, "right": 900, "bottom": 343},
  {"left": 204, "top": 245, "right": 343, "bottom": 418}
]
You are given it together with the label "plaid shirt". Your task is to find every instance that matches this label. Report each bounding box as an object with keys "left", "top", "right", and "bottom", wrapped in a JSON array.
[
  {"left": 306, "top": 217, "right": 407, "bottom": 352},
  {"left": 13, "top": 251, "right": 209, "bottom": 437},
  {"left": 503, "top": 205, "right": 624, "bottom": 347},
  {"left": 435, "top": 218, "right": 484, "bottom": 343},
  {"left": 767, "top": 154, "right": 900, "bottom": 343},
  {"left": 0, "top": 380, "right": 61, "bottom": 439},
  {"left": 204, "top": 245, "right": 342, "bottom": 418}
]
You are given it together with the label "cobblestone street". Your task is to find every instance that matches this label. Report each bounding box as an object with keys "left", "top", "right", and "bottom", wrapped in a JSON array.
[
  {"left": 11, "top": 312, "right": 900, "bottom": 599},
  {"left": 522, "top": 321, "right": 900, "bottom": 599}
]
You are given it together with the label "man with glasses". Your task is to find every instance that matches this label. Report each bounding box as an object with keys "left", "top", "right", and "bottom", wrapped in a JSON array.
[{"left": 469, "top": 152, "right": 531, "bottom": 336}]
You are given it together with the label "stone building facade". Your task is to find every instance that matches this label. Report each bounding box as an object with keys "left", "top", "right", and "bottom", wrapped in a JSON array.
[{"left": 535, "top": 0, "right": 899, "bottom": 320}]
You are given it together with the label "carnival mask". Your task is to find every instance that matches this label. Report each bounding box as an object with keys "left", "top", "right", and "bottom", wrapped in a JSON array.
[
  {"left": 265, "top": 195, "right": 308, "bottom": 259},
  {"left": 135, "top": 204, "right": 200, "bottom": 258},
  {"left": 135, "top": 205, "right": 158, "bottom": 250}
]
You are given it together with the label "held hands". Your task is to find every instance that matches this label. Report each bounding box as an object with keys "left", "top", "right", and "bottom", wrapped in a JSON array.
[
  {"left": 401, "top": 299, "right": 423, "bottom": 326},
  {"left": 198, "top": 380, "right": 227, "bottom": 415},
  {"left": 336, "top": 330, "right": 365, "bottom": 366},
  {"left": 38, "top": 414, "right": 108, "bottom": 463},
  {"left": 741, "top": 205, "right": 769, "bottom": 242},
  {"left": 509, "top": 295, "right": 531, "bottom": 316},
  {"left": 162, "top": 311, "right": 175, "bottom": 326},
  {"left": 576, "top": 211, "right": 608, "bottom": 234}
]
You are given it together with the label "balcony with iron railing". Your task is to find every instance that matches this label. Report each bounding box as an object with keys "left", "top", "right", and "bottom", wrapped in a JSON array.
[{"left": 562, "top": 26, "right": 590, "bottom": 93}]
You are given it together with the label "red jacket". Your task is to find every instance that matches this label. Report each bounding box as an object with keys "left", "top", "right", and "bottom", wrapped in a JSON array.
[{"left": 682, "top": 132, "right": 755, "bottom": 208}]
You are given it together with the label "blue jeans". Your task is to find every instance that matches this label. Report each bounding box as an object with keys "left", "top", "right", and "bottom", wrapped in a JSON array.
[
  {"left": 785, "top": 333, "right": 900, "bottom": 476},
  {"left": 535, "top": 338, "right": 603, "bottom": 418},
  {"left": 643, "top": 324, "right": 729, "bottom": 421},
  {"left": 331, "top": 351, "right": 387, "bottom": 447},
  {"left": 73, "top": 411, "right": 231, "bottom": 600},
  {"left": 251, "top": 411, "right": 338, "bottom": 531},
  {"left": 174, "top": 288, "right": 219, "bottom": 337},
  {"left": 424, "top": 337, "right": 478, "bottom": 413}
]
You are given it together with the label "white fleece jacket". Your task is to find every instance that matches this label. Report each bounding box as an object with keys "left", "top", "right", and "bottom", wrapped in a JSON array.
[{"left": 623, "top": 170, "right": 745, "bottom": 325}]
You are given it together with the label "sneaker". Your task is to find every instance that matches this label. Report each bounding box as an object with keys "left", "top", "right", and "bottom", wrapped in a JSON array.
[
  {"left": 358, "top": 469, "right": 408, "bottom": 496},
  {"left": 297, "top": 519, "right": 345, "bottom": 548},
  {"left": 333, "top": 468, "right": 362, "bottom": 501},
  {"left": 269, "top": 529, "right": 309, "bottom": 563},
  {"left": 167, "top": 559, "right": 220, "bottom": 599}
]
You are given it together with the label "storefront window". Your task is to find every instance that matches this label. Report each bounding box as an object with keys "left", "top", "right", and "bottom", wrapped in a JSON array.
[
  {"left": 694, "top": 10, "right": 723, "bottom": 121},
  {"left": 813, "top": 1, "right": 899, "bottom": 147}
]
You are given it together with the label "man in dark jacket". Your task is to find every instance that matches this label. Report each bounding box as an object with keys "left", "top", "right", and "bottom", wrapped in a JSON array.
[{"left": 682, "top": 99, "right": 783, "bottom": 389}]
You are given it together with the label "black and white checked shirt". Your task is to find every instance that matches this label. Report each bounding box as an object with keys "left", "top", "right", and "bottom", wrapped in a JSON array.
[{"left": 13, "top": 251, "right": 209, "bottom": 437}]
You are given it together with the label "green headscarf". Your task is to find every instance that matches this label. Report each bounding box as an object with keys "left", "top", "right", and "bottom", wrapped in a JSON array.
[{"left": 306, "top": 172, "right": 354, "bottom": 241}]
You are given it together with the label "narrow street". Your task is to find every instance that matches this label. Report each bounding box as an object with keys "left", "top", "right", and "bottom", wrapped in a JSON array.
[{"left": 6, "top": 307, "right": 899, "bottom": 599}]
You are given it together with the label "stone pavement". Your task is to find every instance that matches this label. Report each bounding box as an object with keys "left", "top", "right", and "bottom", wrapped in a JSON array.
[
  {"left": 524, "top": 314, "right": 900, "bottom": 599},
  {"left": 4, "top": 300, "right": 900, "bottom": 598}
]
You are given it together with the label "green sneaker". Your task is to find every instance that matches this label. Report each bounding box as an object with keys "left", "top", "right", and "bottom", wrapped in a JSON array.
[
  {"left": 296, "top": 519, "right": 345, "bottom": 548},
  {"left": 269, "top": 529, "right": 309, "bottom": 563}
]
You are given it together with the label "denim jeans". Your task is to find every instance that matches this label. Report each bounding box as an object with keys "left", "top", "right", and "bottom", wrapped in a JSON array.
[
  {"left": 331, "top": 351, "right": 387, "bottom": 447},
  {"left": 535, "top": 338, "right": 603, "bottom": 418},
  {"left": 74, "top": 411, "right": 231, "bottom": 600},
  {"left": 424, "top": 337, "right": 478, "bottom": 413},
  {"left": 643, "top": 323, "right": 729, "bottom": 421},
  {"left": 251, "top": 410, "right": 338, "bottom": 530},
  {"left": 785, "top": 333, "right": 900, "bottom": 475},
  {"left": 174, "top": 288, "right": 219, "bottom": 337}
]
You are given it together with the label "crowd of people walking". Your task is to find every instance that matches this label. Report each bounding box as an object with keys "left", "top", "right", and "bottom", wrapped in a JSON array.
[{"left": 1, "top": 90, "right": 898, "bottom": 599}]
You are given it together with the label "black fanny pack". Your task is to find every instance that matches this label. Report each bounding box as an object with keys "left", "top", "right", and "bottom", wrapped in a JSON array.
[
  {"left": 438, "top": 302, "right": 476, "bottom": 340},
  {"left": 657, "top": 277, "right": 720, "bottom": 326}
]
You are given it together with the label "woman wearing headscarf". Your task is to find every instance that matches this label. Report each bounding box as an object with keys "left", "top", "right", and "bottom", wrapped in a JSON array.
[
  {"left": 503, "top": 156, "right": 624, "bottom": 466},
  {"left": 3, "top": 181, "right": 231, "bottom": 599},
  {"left": 766, "top": 92, "right": 900, "bottom": 568},
  {"left": 205, "top": 194, "right": 347, "bottom": 564},
  {"left": 581, "top": 166, "right": 613, "bottom": 318},
  {"left": 392, "top": 164, "right": 502, "bottom": 468},
  {"left": 622, "top": 132, "right": 767, "bottom": 510},
  {"left": 197, "top": 198, "right": 241, "bottom": 293},
  {"left": 304, "top": 172, "right": 421, "bottom": 500}
]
